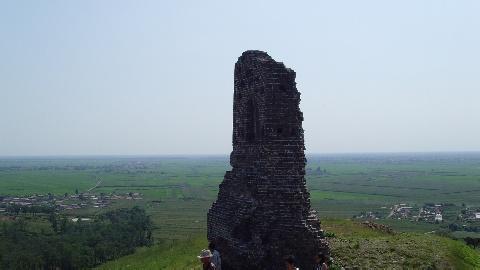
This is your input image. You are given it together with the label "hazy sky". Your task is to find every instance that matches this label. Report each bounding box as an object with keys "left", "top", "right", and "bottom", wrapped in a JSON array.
[{"left": 1, "top": 0, "right": 479, "bottom": 156}]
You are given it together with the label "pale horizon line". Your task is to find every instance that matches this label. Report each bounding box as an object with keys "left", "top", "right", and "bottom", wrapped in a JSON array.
[{"left": 1, "top": 150, "right": 480, "bottom": 159}]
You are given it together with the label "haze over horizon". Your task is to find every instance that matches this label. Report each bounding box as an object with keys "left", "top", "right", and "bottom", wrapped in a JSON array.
[{"left": 1, "top": 1, "right": 479, "bottom": 156}]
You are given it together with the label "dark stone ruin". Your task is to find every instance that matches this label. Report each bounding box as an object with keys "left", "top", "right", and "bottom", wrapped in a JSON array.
[{"left": 208, "top": 50, "right": 329, "bottom": 270}]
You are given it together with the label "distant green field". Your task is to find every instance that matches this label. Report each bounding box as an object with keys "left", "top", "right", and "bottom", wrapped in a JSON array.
[
  {"left": 1, "top": 153, "right": 480, "bottom": 268},
  {"left": 2, "top": 153, "right": 480, "bottom": 239},
  {"left": 0, "top": 170, "right": 95, "bottom": 195}
]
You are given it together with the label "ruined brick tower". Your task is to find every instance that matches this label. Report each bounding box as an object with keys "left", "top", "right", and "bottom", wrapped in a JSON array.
[{"left": 207, "top": 51, "right": 329, "bottom": 270}]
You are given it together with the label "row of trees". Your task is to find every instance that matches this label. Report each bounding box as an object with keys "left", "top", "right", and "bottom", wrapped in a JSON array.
[
  {"left": 448, "top": 223, "right": 480, "bottom": 232},
  {"left": 5, "top": 204, "right": 55, "bottom": 216},
  {"left": 0, "top": 206, "right": 153, "bottom": 269}
]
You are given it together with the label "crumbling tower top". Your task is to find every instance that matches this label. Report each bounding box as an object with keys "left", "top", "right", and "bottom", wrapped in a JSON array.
[{"left": 232, "top": 50, "right": 303, "bottom": 150}]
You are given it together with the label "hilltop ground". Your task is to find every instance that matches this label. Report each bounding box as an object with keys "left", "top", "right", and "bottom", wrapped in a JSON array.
[{"left": 96, "top": 219, "right": 480, "bottom": 269}]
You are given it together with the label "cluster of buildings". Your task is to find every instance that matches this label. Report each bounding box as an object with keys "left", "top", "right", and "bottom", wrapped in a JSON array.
[
  {"left": 381, "top": 203, "right": 444, "bottom": 223},
  {"left": 0, "top": 192, "right": 143, "bottom": 214},
  {"left": 389, "top": 203, "right": 415, "bottom": 220},
  {"left": 353, "top": 211, "right": 381, "bottom": 220},
  {"left": 0, "top": 194, "right": 52, "bottom": 208},
  {"left": 354, "top": 203, "right": 480, "bottom": 227},
  {"left": 417, "top": 204, "right": 444, "bottom": 223},
  {"left": 55, "top": 193, "right": 107, "bottom": 210},
  {"left": 460, "top": 207, "right": 480, "bottom": 222}
]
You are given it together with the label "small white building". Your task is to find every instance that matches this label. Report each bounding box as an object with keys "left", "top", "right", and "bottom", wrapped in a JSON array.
[
  {"left": 435, "top": 213, "right": 443, "bottom": 222},
  {"left": 475, "top": 213, "right": 480, "bottom": 219}
]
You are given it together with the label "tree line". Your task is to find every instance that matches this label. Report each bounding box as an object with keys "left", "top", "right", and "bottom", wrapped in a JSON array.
[
  {"left": 4, "top": 204, "right": 55, "bottom": 216},
  {"left": 0, "top": 206, "right": 153, "bottom": 269}
]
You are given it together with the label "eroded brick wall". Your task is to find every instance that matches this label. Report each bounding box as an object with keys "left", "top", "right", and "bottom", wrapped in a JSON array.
[{"left": 207, "top": 51, "right": 329, "bottom": 270}]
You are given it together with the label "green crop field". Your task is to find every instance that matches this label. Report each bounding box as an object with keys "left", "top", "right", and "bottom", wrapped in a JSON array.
[{"left": 1, "top": 153, "right": 480, "bottom": 268}]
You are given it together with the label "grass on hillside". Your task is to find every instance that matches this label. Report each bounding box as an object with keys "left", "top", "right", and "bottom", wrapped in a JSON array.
[
  {"left": 322, "top": 219, "right": 480, "bottom": 269},
  {"left": 96, "top": 236, "right": 208, "bottom": 270},
  {"left": 97, "top": 219, "right": 480, "bottom": 270}
]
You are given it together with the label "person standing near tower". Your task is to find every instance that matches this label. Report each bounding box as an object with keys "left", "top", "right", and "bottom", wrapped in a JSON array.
[
  {"left": 208, "top": 242, "right": 222, "bottom": 270},
  {"left": 313, "top": 253, "right": 329, "bottom": 270},
  {"left": 285, "top": 255, "right": 300, "bottom": 270},
  {"left": 198, "top": 249, "right": 217, "bottom": 270}
]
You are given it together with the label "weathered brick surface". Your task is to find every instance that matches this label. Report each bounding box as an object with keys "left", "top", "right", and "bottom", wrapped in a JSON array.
[{"left": 207, "top": 51, "right": 329, "bottom": 270}]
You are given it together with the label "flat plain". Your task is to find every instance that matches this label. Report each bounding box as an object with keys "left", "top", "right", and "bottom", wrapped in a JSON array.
[{"left": 1, "top": 153, "right": 480, "bottom": 268}]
